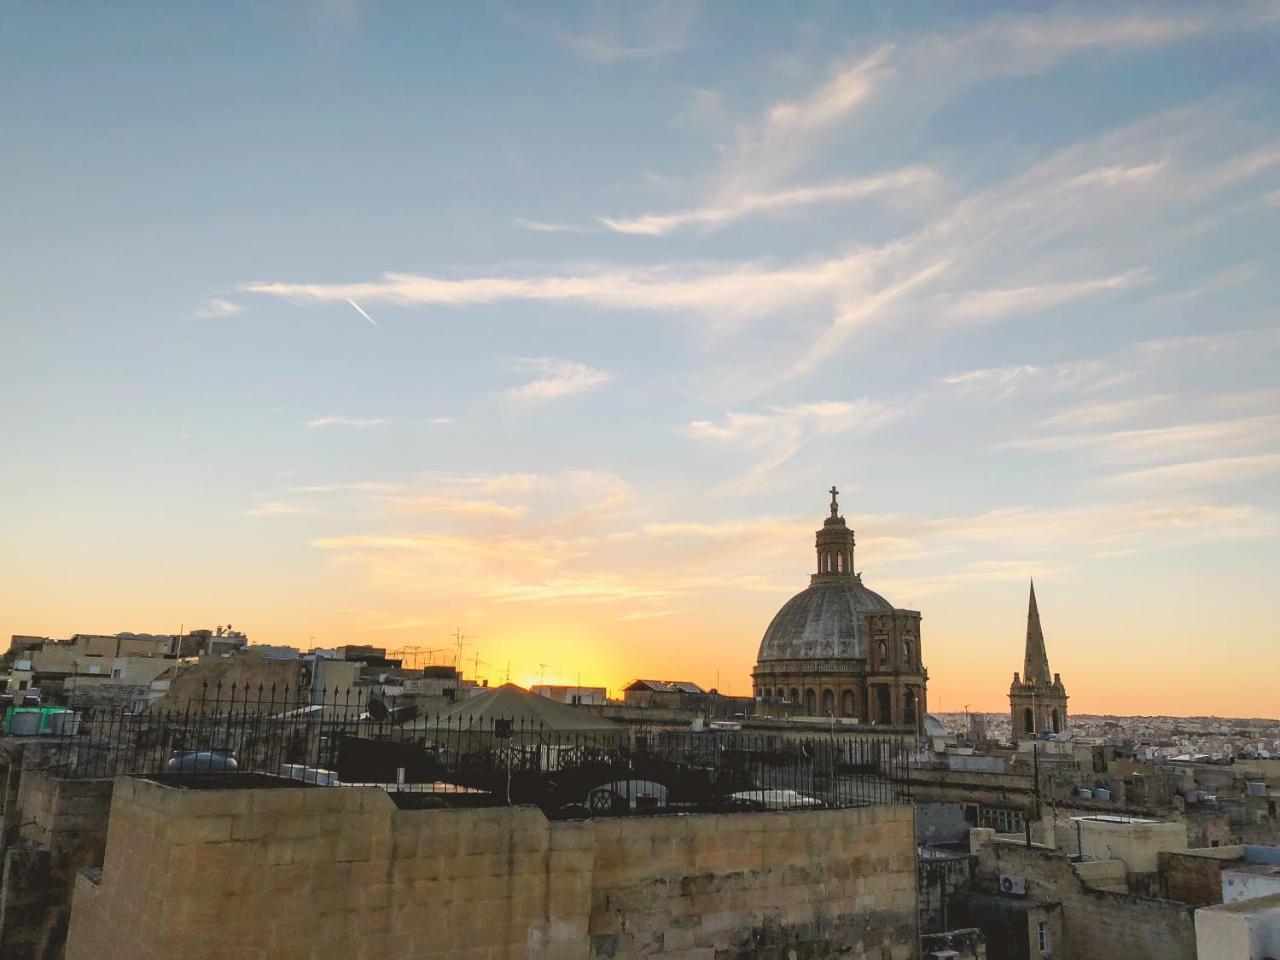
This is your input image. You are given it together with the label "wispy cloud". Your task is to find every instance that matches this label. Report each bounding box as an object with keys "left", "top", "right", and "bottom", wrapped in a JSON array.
[
  {"left": 486, "top": 575, "right": 674, "bottom": 604},
  {"left": 615, "top": 608, "right": 677, "bottom": 622},
  {"left": 306, "top": 416, "right": 389, "bottom": 429},
  {"left": 942, "top": 360, "right": 1124, "bottom": 400},
  {"left": 383, "top": 495, "right": 527, "bottom": 519},
  {"left": 1100, "top": 453, "right": 1280, "bottom": 491},
  {"left": 599, "top": 166, "right": 937, "bottom": 236},
  {"left": 720, "top": 46, "right": 893, "bottom": 193},
  {"left": 560, "top": 0, "right": 696, "bottom": 62},
  {"left": 312, "top": 532, "right": 588, "bottom": 570},
  {"left": 1066, "top": 161, "right": 1168, "bottom": 189},
  {"left": 687, "top": 399, "right": 906, "bottom": 482},
  {"left": 1003, "top": 415, "right": 1280, "bottom": 463},
  {"left": 704, "top": 9, "right": 1209, "bottom": 199},
  {"left": 243, "top": 31, "right": 1280, "bottom": 386},
  {"left": 936, "top": 270, "right": 1148, "bottom": 325},
  {"left": 195, "top": 297, "right": 243, "bottom": 319},
  {"left": 905, "top": 499, "right": 1278, "bottom": 556},
  {"left": 241, "top": 501, "right": 317, "bottom": 518},
  {"left": 1147, "top": 262, "right": 1259, "bottom": 305},
  {"left": 274, "top": 469, "right": 628, "bottom": 527},
  {"left": 507, "top": 358, "right": 616, "bottom": 401},
  {"left": 1040, "top": 395, "right": 1173, "bottom": 429},
  {"left": 513, "top": 217, "right": 595, "bottom": 234}
]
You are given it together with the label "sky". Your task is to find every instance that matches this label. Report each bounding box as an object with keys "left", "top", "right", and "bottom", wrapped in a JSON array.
[{"left": 2, "top": 2, "right": 1279, "bottom": 717}]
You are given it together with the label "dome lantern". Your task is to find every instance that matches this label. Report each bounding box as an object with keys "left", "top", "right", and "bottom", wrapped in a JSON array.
[{"left": 813, "top": 485, "right": 857, "bottom": 583}]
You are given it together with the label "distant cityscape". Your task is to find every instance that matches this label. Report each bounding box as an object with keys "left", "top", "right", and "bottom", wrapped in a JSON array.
[
  {"left": 1, "top": 492, "right": 1277, "bottom": 959},
  {"left": 935, "top": 713, "right": 1280, "bottom": 762}
]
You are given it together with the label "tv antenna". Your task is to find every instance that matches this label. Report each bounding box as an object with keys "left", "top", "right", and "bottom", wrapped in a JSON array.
[
  {"left": 451, "top": 628, "right": 475, "bottom": 668},
  {"left": 538, "top": 663, "right": 548, "bottom": 685}
]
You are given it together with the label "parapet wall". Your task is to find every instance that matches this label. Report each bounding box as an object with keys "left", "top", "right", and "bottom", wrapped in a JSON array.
[{"left": 66, "top": 779, "right": 920, "bottom": 960}]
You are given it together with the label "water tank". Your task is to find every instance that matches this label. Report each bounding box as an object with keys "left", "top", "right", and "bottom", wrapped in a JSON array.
[
  {"left": 167, "top": 751, "right": 238, "bottom": 774},
  {"left": 8, "top": 711, "right": 41, "bottom": 735}
]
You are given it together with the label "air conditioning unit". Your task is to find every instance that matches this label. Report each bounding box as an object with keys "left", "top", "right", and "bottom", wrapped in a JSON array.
[{"left": 999, "top": 874, "right": 1027, "bottom": 895}]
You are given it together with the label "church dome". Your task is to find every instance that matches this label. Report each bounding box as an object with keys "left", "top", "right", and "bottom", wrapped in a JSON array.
[
  {"left": 756, "top": 578, "right": 893, "bottom": 662},
  {"left": 755, "top": 485, "right": 896, "bottom": 664}
]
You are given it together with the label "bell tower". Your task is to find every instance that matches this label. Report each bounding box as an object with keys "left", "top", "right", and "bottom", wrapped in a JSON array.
[{"left": 1009, "top": 580, "right": 1069, "bottom": 739}]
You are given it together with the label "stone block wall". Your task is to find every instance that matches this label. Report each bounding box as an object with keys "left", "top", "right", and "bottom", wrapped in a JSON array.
[
  {"left": 66, "top": 778, "right": 920, "bottom": 960},
  {"left": 1158, "top": 849, "right": 1242, "bottom": 905},
  {"left": 973, "top": 836, "right": 1197, "bottom": 960},
  {"left": 586, "top": 806, "right": 918, "bottom": 958},
  {"left": 0, "top": 771, "right": 114, "bottom": 959}
]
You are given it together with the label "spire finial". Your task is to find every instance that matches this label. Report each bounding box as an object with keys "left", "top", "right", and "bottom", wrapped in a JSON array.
[{"left": 829, "top": 485, "right": 840, "bottom": 518}]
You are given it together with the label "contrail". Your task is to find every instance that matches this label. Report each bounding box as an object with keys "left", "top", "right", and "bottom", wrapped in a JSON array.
[{"left": 345, "top": 298, "right": 378, "bottom": 327}]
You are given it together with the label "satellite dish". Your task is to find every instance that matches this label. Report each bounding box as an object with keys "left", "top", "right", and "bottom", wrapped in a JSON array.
[{"left": 367, "top": 698, "right": 389, "bottom": 722}]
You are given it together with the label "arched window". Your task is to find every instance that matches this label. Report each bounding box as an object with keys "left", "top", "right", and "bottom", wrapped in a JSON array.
[
  {"left": 761, "top": 687, "right": 771, "bottom": 700},
  {"left": 1024, "top": 707, "right": 1035, "bottom": 734},
  {"left": 821, "top": 689, "right": 835, "bottom": 716},
  {"left": 878, "top": 640, "right": 888, "bottom": 664},
  {"left": 836, "top": 553, "right": 844, "bottom": 572},
  {"left": 1051, "top": 709, "right": 1060, "bottom": 734},
  {"left": 902, "top": 640, "right": 912, "bottom": 665},
  {"left": 841, "top": 690, "right": 855, "bottom": 718},
  {"left": 804, "top": 688, "right": 817, "bottom": 715},
  {"left": 904, "top": 688, "right": 917, "bottom": 726},
  {"left": 789, "top": 687, "right": 799, "bottom": 703},
  {"left": 876, "top": 686, "right": 892, "bottom": 724}
]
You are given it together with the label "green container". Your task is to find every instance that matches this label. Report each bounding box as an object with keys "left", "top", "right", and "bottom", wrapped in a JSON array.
[{"left": 2, "top": 706, "right": 74, "bottom": 735}]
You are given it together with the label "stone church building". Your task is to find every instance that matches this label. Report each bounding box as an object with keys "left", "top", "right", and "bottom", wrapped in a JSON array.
[
  {"left": 1009, "top": 580, "right": 1069, "bottom": 736},
  {"left": 752, "top": 488, "right": 928, "bottom": 731}
]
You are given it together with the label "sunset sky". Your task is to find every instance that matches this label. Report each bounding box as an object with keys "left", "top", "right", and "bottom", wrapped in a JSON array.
[{"left": 3, "top": 2, "right": 1279, "bottom": 716}]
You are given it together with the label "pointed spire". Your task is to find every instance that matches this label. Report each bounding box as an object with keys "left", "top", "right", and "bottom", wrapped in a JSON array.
[{"left": 1023, "top": 579, "right": 1052, "bottom": 684}]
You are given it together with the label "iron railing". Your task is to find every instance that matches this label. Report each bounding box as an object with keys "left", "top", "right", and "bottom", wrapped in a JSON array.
[{"left": 34, "top": 682, "right": 912, "bottom": 816}]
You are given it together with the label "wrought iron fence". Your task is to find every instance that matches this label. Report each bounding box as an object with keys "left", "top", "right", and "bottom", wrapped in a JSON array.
[{"left": 35, "top": 682, "right": 911, "bottom": 816}]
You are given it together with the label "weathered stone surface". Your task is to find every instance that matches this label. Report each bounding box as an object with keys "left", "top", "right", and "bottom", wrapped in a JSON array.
[{"left": 65, "top": 780, "right": 919, "bottom": 960}]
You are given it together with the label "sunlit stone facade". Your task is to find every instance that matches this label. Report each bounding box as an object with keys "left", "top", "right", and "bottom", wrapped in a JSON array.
[{"left": 752, "top": 488, "right": 928, "bottom": 731}]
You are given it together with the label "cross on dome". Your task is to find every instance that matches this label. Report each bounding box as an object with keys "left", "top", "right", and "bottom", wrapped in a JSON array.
[{"left": 829, "top": 486, "right": 840, "bottom": 518}]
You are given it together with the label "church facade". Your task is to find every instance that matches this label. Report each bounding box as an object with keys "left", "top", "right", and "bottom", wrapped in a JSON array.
[
  {"left": 752, "top": 488, "right": 928, "bottom": 731},
  {"left": 1008, "top": 580, "right": 1069, "bottom": 737}
]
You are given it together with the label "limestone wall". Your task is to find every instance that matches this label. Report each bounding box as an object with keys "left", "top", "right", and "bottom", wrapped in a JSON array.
[
  {"left": 66, "top": 778, "right": 920, "bottom": 960},
  {"left": 1159, "top": 849, "right": 1241, "bottom": 905},
  {"left": 1073, "top": 818, "right": 1187, "bottom": 873},
  {"left": 973, "top": 837, "right": 1197, "bottom": 960},
  {"left": 0, "top": 771, "right": 114, "bottom": 960},
  {"left": 1196, "top": 893, "right": 1280, "bottom": 960}
]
